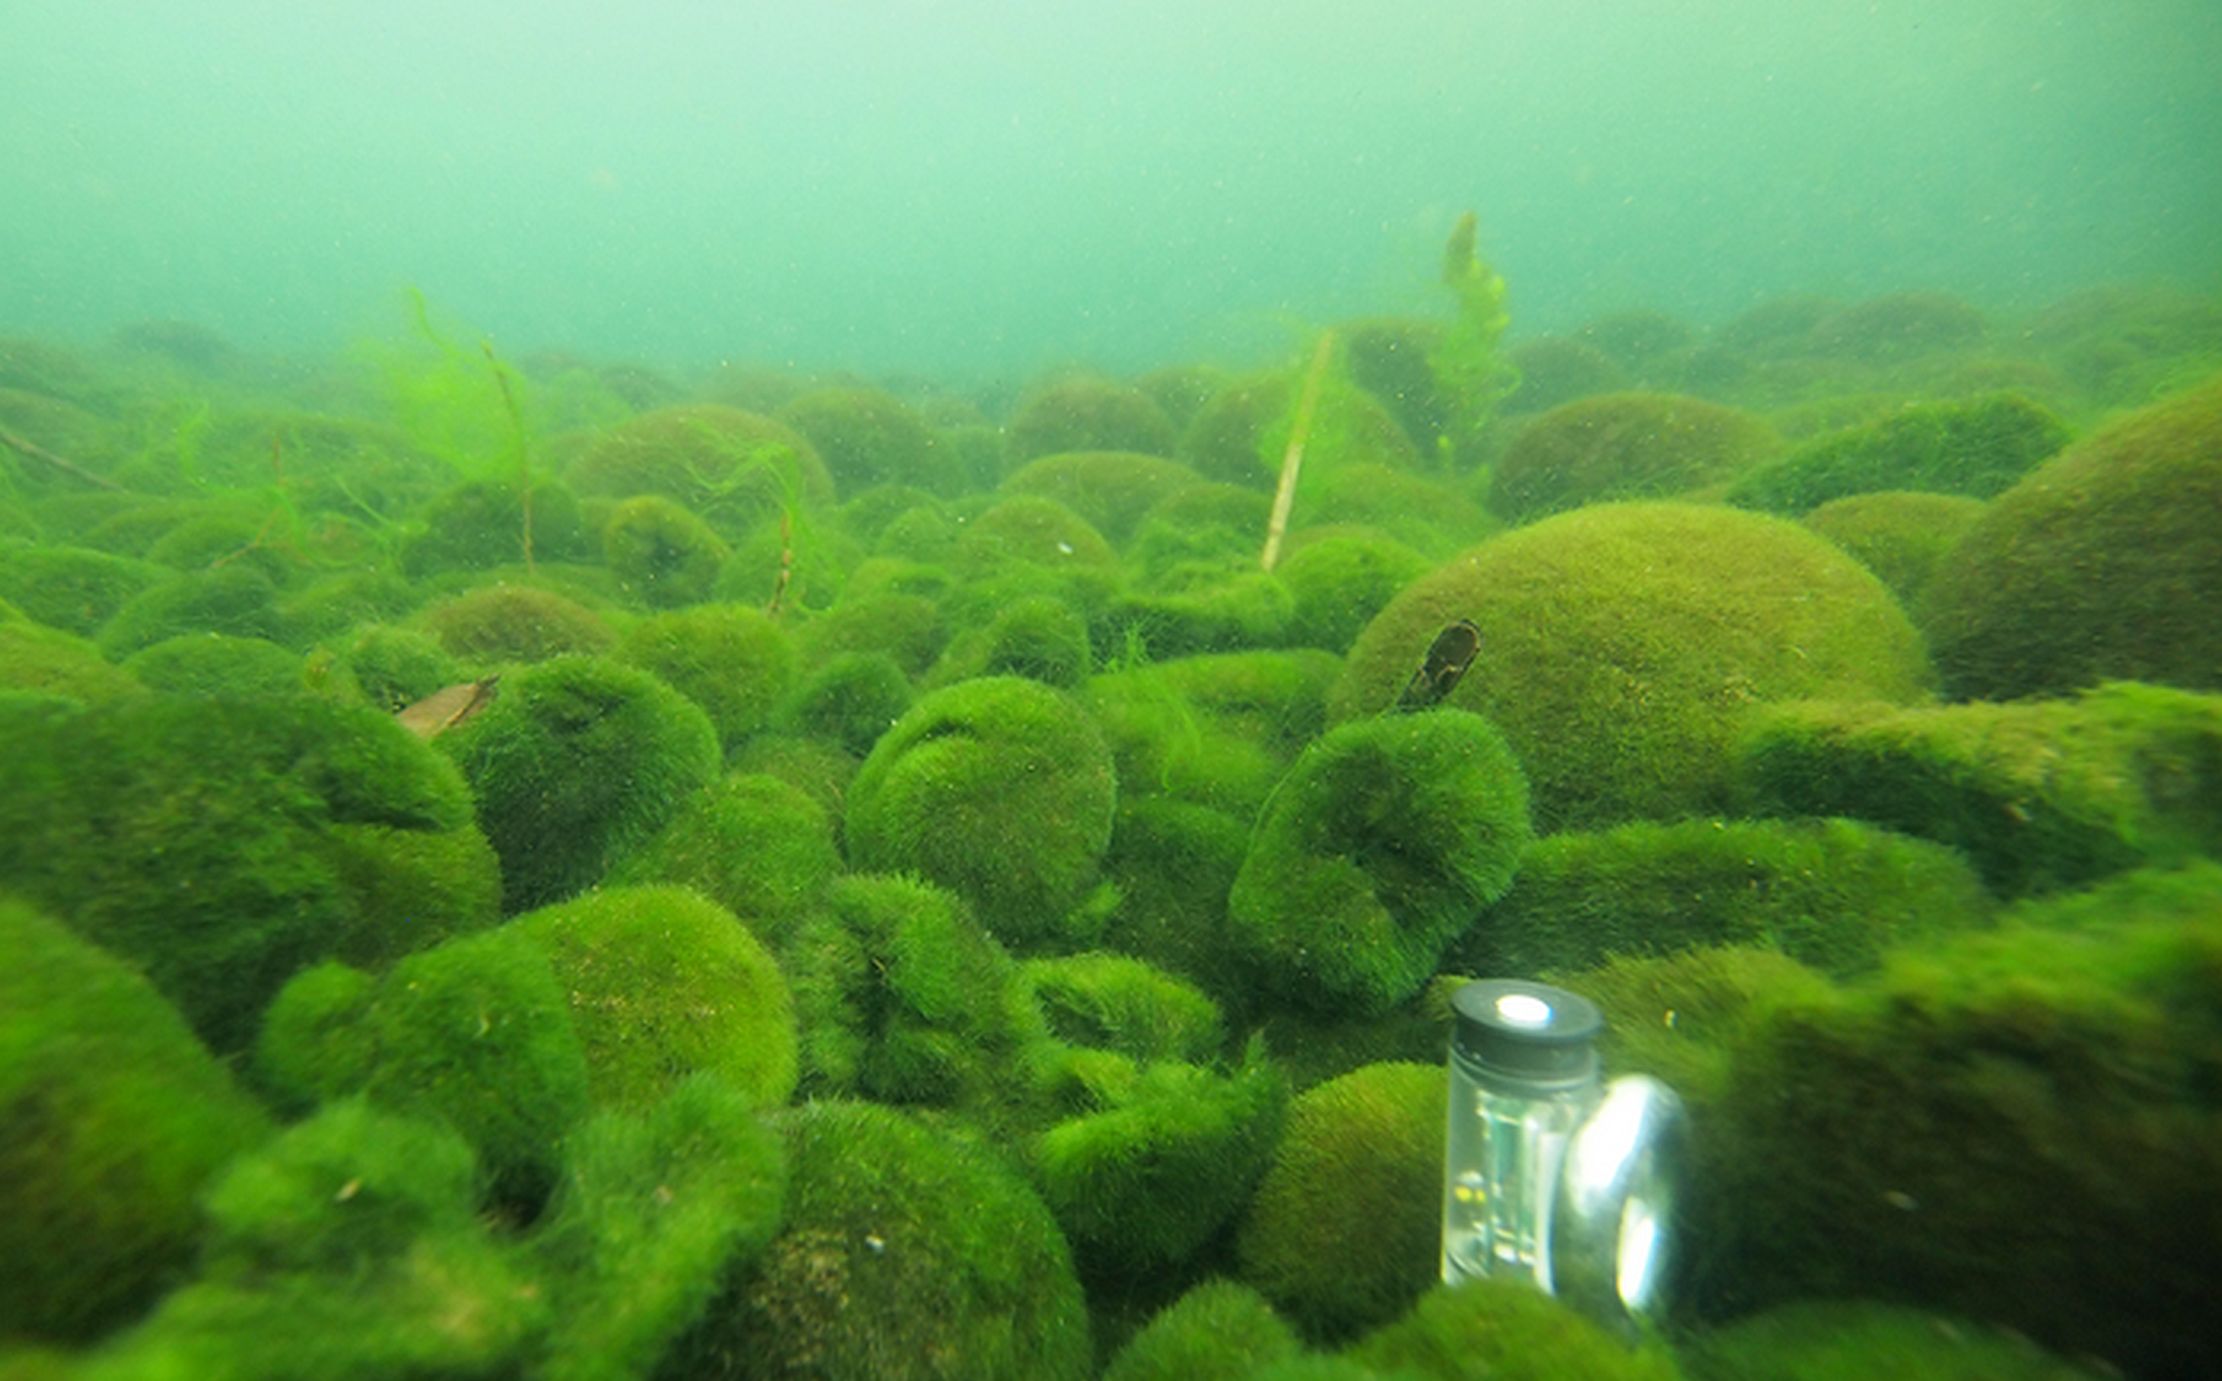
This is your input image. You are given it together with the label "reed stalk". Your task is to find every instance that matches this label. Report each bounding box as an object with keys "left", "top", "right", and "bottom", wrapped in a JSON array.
[{"left": 1261, "top": 330, "right": 1336, "bottom": 572}]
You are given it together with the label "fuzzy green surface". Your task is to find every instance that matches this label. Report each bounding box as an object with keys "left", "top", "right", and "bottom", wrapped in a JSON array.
[
  {"left": 1236, "top": 1062, "right": 1448, "bottom": 1341},
  {"left": 600, "top": 493, "right": 731, "bottom": 608},
  {"left": 846, "top": 675, "right": 1117, "bottom": 948},
  {"left": 1726, "top": 392, "right": 2069, "bottom": 514},
  {"left": 510, "top": 885, "right": 798, "bottom": 1115},
  {"left": 930, "top": 592, "right": 1093, "bottom": 688},
  {"left": 0, "top": 620, "right": 143, "bottom": 701},
  {"left": 1001, "top": 450, "right": 1204, "bottom": 546},
  {"left": 1331, "top": 502, "right": 1934, "bottom": 833},
  {"left": 1277, "top": 529, "right": 1437, "bottom": 654},
  {"left": 609, "top": 771, "right": 838, "bottom": 946},
  {"left": 1096, "top": 796, "right": 1253, "bottom": 1006},
  {"left": 1487, "top": 392, "right": 1781, "bottom": 524},
  {"left": 95, "top": 564, "right": 286, "bottom": 659},
  {"left": 1297, "top": 464, "right": 1494, "bottom": 559},
  {"left": 1034, "top": 1052, "right": 1287, "bottom": 1279},
  {"left": 1454, "top": 816, "right": 1990, "bottom": 980},
  {"left": 786, "top": 873, "right": 1044, "bottom": 1120},
  {"left": 949, "top": 494, "right": 1121, "bottom": 626},
  {"left": 417, "top": 582, "right": 616, "bottom": 665},
  {"left": 1798, "top": 490, "right": 1984, "bottom": 611},
  {"left": 1230, "top": 710, "right": 1532, "bottom": 1017},
  {"left": 121, "top": 632, "right": 304, "bottom": 696},
  {"left": 1347, "top": 1279, "right": 1681, "bottom": 1381},
  {"left": 1007, "top": 373, "right": 1179, "bottom": 463},
  {"left": 1683, "top": 1300, "right": 2108, "bottom": 1381},
  {"left": 1922, "top": 373, "right": 2222, "bottom": 699},
  {"left": 792, "top": 588, "right": 947, "bottom": 678},
  {"left": 1738, "top": 682, "right": 2222, "bottom": 897},
  {"left": 337, "top": 623, "right": 463, "bottom": 711},
  {"left": 1101, "top": 571, "right": 1295, "bottom": 660},
  {"left": 1086, "top": 648, "right": 1336, "bottom": 821},
  {"left": 1704, "top": 863, "right": 2222, "bottom": 1379},
  {"left": 1024, "top": 951, "right": 1227, "bottom": 1063},
  {"left": 0, "top": 543, "right": 166, "bottom": 636},
  {"left": 778, "top": 647, "right": 914, "bottom": 758},
  {"left": 0, "top": 692, "right": 499, "bottom": 1053},
  {"left": 529, "top": 1075, "right": 790, "bottom": 1381},
  {"left": 1177, "top": 367, "right": 1420, "bottom": 489},
  {"left": 399, "top": 477, "right": 588, "bottom": 579},
  {"left": 565, "top": 403, "right": 835, "bottom": 536},
  {"left": 617, "top": 603, "right": 794, "bottom": 752},
  {"left": 683, "top": 1099, "right": 1091, "bottom": 1381},
  {"left": 436, "top": 654, "right": 720, "bottom": 911},
  {"left": 776, "top": 386, "right": 943, "bottom": 494},
  {"left": 254, "top": 929, "right": 591, "bottom": 1205},
  {"left": 1103, "top": 1280, "right": 1303, "bottom": 1381},
  {"left": 0, "top": 899, "right": 273, "bottom": 1341}
]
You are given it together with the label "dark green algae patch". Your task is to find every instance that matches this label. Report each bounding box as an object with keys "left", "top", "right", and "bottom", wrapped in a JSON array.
[{"left": 2, "top": 300, "right": 2220, "bottom": 1381}]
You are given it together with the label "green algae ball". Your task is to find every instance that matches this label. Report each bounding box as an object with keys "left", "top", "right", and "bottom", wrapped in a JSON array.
[
  {"left": 1236, "top": 1061, "right": 1447, "bottom": 1341},
  {"left": 601, "top": 493, "right": 731, "bottom": 608},
  {"left": 96, "top": 564, "right": 286, "bottom": 660},
  {"left": 679, "top": 1099, "right": 1091, "bottom": 1381},
  {"left": 616, "top": 602, "right": 795, "bottom": 754},
  {"left": 1922, "top": 372, "right": 2222, "bottom": 700},
  {"left": 1230, "top": 709, "right": 1532, "bottom": 1017},
  {"left": 846, "top": 675, "right": 1118, "bottom": 948},
  {"left": 418, "top": 582, "right": 617, "bottom": 665},
  {"left": 0, "top": 898, "right": 273, "bottom": 1341},
  {"left": 779, "top": 649, "right": 914, "bottom": 758},
  {"left": 0, "top": 619, "right": 144, "bottom": 702},
  {"left": 1001, "top": 450, "right": 1204, "bottom": 546},
  {"left": 436, "top": 654, "right": 720, "bottom": 911},
  {"left": 1684, "top": 1299, "right": 2109, "bottom": 1381},
  {"left": 122, "top": 632, "right": 305, "bottom": 696},
  {"left": 0, "top": 542, "right": 166, "bottom": 636},
  {"left": 511, "top": 885, "right": 799, "bottom": 1114},
  {"left": 566, "top": 403, "right": 836, "bottom": 536},
  {"left": 1008, "top": 372, "right": 1179, "bottom": 463},
  {"left": 1488, "top": 391, "right": 1781, "bottom": 523},
  {"left": 1331, "top": 502, "right": 1934, "bottom": 834},
  {"left": 1348, "top": 1278, "right": 1681, "bottom": 1381},
  {"left": 1798, "top": 490, "right": 1985, "bottom": 611},
  {"left": 609, "top": 770, "right": 839, "bottom": 945},
  {"left": 776, "top": 385, "right": 945, "bottom": 493},
  {"left": 1102, "top": 1279, "right": 1302, "bottom": 1381},
  {"left": 1725, "top": 391, "right": 2070, "bottom": 514},
  {"left": 0, "top": 693, "right": 502, "bottom": 1053}
]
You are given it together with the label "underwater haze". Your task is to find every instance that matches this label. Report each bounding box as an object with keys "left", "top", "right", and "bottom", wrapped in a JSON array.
[{"left": 3, "top": 0, "right": 2219, "bottom": 373}]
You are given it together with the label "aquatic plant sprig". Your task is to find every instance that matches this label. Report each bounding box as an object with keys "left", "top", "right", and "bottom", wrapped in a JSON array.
[{"left": 1429, "top": 210, "right": 1520, "bottom": 463}]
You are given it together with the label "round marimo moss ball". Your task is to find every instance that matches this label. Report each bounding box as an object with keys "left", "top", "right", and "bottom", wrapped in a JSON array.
[
  {"left": 601, "top": 493, "right": 731, "bottom": 608},
  {"left": 1799, "top": 490, "right": 1986, "bottom": 612},
  {"left": 1235, "top": 1061, "right": 1447, "bottom": 1341},
  {"left": 774, "top": 385, "right": 944, "bottom": 494},
  {"left": 616, "top": 603, "right": 796, "bottom": 753},
  {"left": 122, "top": 632, "right": 305, "bottom": 696},
  {"left": 845, "top": 675, "right": 1118, "bottom": 949},
  {"left": 1330, "top": 502, "right": 1934, "bottom": 834},
  {"left": 0, "top": 897, "right": 273, "bottom": 1341},
  {"left": 610, "top": 771, "right": 841, "bottom": 946},
  {"left": 418, "top": 583, "right": 617, "bottom": 665},
  {"left": 1006, "top": 372, "right": 1180, "bottom": 463},
  {"left": 1487, "top": 392, "right": 1781, "bottom": 524},
  {"left": 677, "top": 1099, "right": 1092, "bottom": 1381},
  {"left": 565, "top": 403, "right": 836, "bottom": 536},
  {"left": 510, "top": 885, "right": 799, "bottom": 1114},
  {"left": 1921, "top": 372, "right": 2222, "bottom": 700},
  {"left": 435, "top": 654, "right": 721, "bottom": 912}
]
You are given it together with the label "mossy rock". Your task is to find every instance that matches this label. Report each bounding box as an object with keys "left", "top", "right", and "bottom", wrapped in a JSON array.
[
  {"left": 1737, "top": 681, "right": 2222, "bottom": 897},
  {"left": 1799, "top": 490, "right": 1985, "bottom": 610},
  {"left": 0, "top": 898, "right": 273, "bottom": 1341},
  {"left": 121, "top": 632, "right": 306, "bottom": 697},
  {"left": 1331, "top": 502, "right": 1935, "bottom": 833},
  {"left": 846, "top": 676, "right": 1118, "bottom": 949},
  {"left": 680, "top": 1099, "right": 1091, "bottom": 1381},
  {"left": 608, "top": 771, "right": 839, "bottom": 947},
  {"left": 0, "top": 543, "right": 167, "bottom": 636},
  {"left": 1001, "top": 450, "right": 1205, "bottom": 546},
  {"left": 1101, "top": 1279, "right": 1301, "bottom": 1381},
  {"left": 1921, "top": 373, "right": 2222, "bottom": 699},
  {"left": 418, "top": 583, "right": 617, "bottom": 665},
  {"left": 1007, "top": 373, "right": 1179, "bottom": 463},
  {"left": 1453, "top": 816, "right": 1990, "bottom": 981},
  {"left": 1725, "top": 392, "right": 2070, "bottom": 514},
  {"left": 776, "top": 386, "right": 947, "bottom": 494},
  {"left": 1704, "top": 863, "right": 2222, "bottom": 1379},
  {"left": 510, "top": 885, "right": 798, "bottom": 1114},
  {"left": 1229, "top": 710, "right": 1533, "bottom": 1017},
  {"left": 1683, "top": 1299, "right": 2110, "bottom": 1381},
  {"left": 1348, "top": 1278, "right": 1681, "bottom": 1381},
  {"left": 0, "top": 692, "right": 501, "bottom": 1053},
  {"left": 616, "top": 603, "right": 795, "bottom": 753},
  {"left": 1487, "top": 392, "right": 1781, "bottom": 524},
  {"left": 1235, "top": 1062, "right": 1447, "bottom": 1341},
  {"left": 434, "top": 655, "right": 720, "bottom": 911},
  {"left": 565, "top": 403, "right": 835, "bottom": 536},
  {"left": 601, "top": 493, "right": 731, "bottom": 608}
]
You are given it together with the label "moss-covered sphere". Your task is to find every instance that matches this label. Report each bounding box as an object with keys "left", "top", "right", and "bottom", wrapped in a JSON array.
[
  {"left": 1487, "top": 391, "right": 1781, "bottom": 524},
  {"left": 616, "top": 602, "right": 795, "bottom": 753},
  {"left": 565, "top": 403, "right": 835, "bottom": 536},
  {"left": 418, "top": 583, "right": 617, "bottom": 665},
  {"left": 1332, "top": 502, "right": 1934, "bottom": 833},
  {"left": 1799, "top": 490, "right": 1985, "bottom": 611},
  {"left": 1007, "top": 373, "right": 1179, "bottom": 463},
  {"left": 601, "top": 493, "right": 731, "bottom": 608}
]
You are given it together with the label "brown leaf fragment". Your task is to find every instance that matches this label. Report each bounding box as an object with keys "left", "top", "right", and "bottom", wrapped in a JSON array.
[{"left": 395, "top": 675, "right": 502, "bottom": 739}]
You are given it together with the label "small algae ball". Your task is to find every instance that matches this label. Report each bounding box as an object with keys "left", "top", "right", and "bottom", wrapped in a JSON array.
[
  {"left": 680, "top": 1099, "right": 1091, "bottom": 1381},
  {"left": 0, "top": 898, "right": 272, "bottom": 1341},
  {"left": 1023, "top": 951, "right": 1227, "bottom": 1063},
  {"left": 418, "top": 583, "right": 617, "bottom": 665},
  {"left": 1332, "top": 502, "right": 1934, "bottom": 833},
  {"left": 1001, "top": 450, "right": 1204, "bottom": 546},
  {"left": 1799, "top": 490, "right": 1985, "bottom": 611},
  {"left": 779, "top": 649, "right": 915, "bottom": 758},
  {"left": 0, "top": 619, "right": 144, "bottom": 702},
  {"left": 122, "top": 632, "right": 305, "bottom": 696},
  {"left": 400, "top": 477, "right": 589, "bottom": 579},
  {"left": 510, "top": 885, "right": 799, "bottom": 1114},
  {"left": 1229, "top": 709, "right": 1532, "bottom": 1017},
  {"left": 95, "top": 564, "right": 286, "bottom": 660},
  {"left": 616, "top": 602, "right": 796, "bottom": 754},
  {"left": 1276, "top": 528, "right": 1437, "bottom": 654},
  {"left": 1725, "top": 392, "right": 2070, "bottom": 514},
  {"left": 845, "top": 675, "right": 1118, "bottom": 948},
  {"left": 0, "top": 542, "right": 166, "bottom": 636},
  {"left": 1487, "top": 391, "right": 1781, "bottom": 523},
  {"left": 775, "top": 385, "right": 944, "bottom": 494},
  {"left": 0, "top": 692, "right": 501, "bottom": 1053},
  {"left": 600, "top": 493, "right": 731, "bottom": 608},
  {"left": 929, "top": 591, "right": 1092, "bottom": 689},
  {"left": 338, "top": 623, "right": 464, "bottom": 712},
  {"left": 566, "top": 403, "right": 835, "bottom": 536},
  {"left": 1236, "top": 1061, "right": 1447, "bottom": 1341},
  {"left": 1348, "top": 1279, "right": 1681, "bottom": 1381},
  {"left": 1101, "top": 1280, "right": 1302, "bottom": 1381},
  {"left": 1921, "top": 372, "right": 2222, "bottom": 699},
  {"left": 608, "top": 770, "right": 840, "bottom": 945},
  {"left": 1684, "top": 1300, "right": 2109, "bottom": 1381},
  {"left": 435, "top": 654, "right": 720, "bottom": 911},
  {"left": 1007, "top": 372, "right": 1179, "bottom": 462}
]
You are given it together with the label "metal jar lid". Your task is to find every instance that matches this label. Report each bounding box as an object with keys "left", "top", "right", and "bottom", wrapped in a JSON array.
[{"left": 1450, "top": 979, "right": 1604, "bottom": 1090}]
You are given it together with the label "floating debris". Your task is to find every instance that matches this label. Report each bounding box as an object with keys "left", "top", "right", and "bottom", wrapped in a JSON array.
[
  {"left": 395, "top": 675, "right": 502, "bottom": 739},
  {"left": 1394, "top": 619, "right": 1482, "bottom": 712}
]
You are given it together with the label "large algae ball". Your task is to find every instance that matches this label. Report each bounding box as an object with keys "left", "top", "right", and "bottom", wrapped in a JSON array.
[
  {"left": 566, "top": 404, "right": 835, "bottom": 535},
  {"left": 1921, "top": 373, "right": 2222, "bottom": 699},
  {"left": 1331, "top": 502, "right": 1933, "bottom": 833},
  {"left": 845, "top": 675, "right": 1117, "bottom": 948},
  {"left": 1228, "top": 709, "right": 1532, "bottom": 1016},
  {"left": 678, "top": 1099, "right": 1091, "bottom": 1381},
  {"left": 0, "top": 693, "right": 501, "bottom": 1053},
  {"left": 0, "top": 898, "right": 273, "bottom": 1340},
  {"left": 1488, "top": 392, "right": 1780, "bottom": 523},
  {"left": 436, "top": 654, "right": 720, "bottom": 912},
  {"left": 1007, "top": 372, "right": 1179, "bottom": 463}
]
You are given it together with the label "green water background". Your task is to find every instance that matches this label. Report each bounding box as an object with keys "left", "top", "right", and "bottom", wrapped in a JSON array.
[{"left": 2, "top": 0, "right": 2217, "bottom": 375}]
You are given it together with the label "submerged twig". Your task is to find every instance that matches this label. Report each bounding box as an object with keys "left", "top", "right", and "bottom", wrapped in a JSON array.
[
  {"left": 1261, "top": 330, "right": 1336, "bottom": 572},
  {"left": 765, "top": 507, "right": 795, "bottom": 617},
  {"left": 482, "top": 341, "right": 534, "bottom": 574},
  {"left": 0, "top": 425, "right": 119, "bottom": 490}
]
